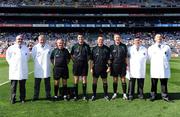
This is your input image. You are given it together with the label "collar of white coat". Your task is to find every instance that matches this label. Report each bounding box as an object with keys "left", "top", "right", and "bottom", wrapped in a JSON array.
[
  {"left": 37, "top": 43, "right": 48, "bottom": 48},
  {"left": 133, "top": 45, "right": 142, "bottom": 50},
  {"left": 14, "top": 43, "right": 23, "bottom": 48},
  {"left": 154, "top": 42, "right": 164, "bottom": 48}
]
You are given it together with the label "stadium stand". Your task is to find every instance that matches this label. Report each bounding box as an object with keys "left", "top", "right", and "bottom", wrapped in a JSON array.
[
  {"left": 0, "top": 0, "right": 180, "bottom": 58},
  {"left": 0, "top": 0, "right": 180, "bottom": 7},
  {"left": 0, "top": 31, "right": 180, "bottom": 56}
]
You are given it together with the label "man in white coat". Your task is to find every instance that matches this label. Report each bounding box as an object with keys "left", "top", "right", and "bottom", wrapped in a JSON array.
[
  {"left": 148, "top": 34, "right": 171, "bottom": 102},
  {"left": 128, "top": 37, "right": 148, "bottom": 100},
  {"left": 6, "top": 35, "right": 30, "bottom": 104},
  {"left": 31, "top": 35, "right": 52, "bottom": 101}
]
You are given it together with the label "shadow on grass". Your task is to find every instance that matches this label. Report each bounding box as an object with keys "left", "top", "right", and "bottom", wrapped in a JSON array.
[
  {"left": 143, "top": 92, "right": 180, "bottom": 101},
  {"left": 15, "top": 92, "right": 180, "bottom": 103},
  {"left": 15, "top": 97, "right": 51, "bottom": 103},
  {"left": 168, "top": 92, "right": 180, "bottom": 100}
]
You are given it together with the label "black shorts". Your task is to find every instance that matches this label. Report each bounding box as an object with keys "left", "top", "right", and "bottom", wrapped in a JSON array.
[
  {"left": 53, "top": 67, "right": 69, "bottom": 80},
  {"left": 73, "top": 61, "right": 88, "bottom": 76},
  {"left": 93, "top": 65, "right": 107, "bottom": 79},
  {"left": 110, "top": 63, "right": 127, "bottom": 77}
]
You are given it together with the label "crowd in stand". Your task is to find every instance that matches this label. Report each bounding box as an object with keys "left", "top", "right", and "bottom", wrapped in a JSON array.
[
  {"left": 1, "top": 18, "right": 180, "bottom": 25},
  {"left": 0, "top": 0, "right": 180, "bottom": 7},
  {"left": 0, "top": 31, "right": 180, "bottom": 56}
]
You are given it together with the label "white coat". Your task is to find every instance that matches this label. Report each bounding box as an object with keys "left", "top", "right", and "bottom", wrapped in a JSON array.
[
  {"left": 128, "top": 45, "right": 148, "bottom": 78},
  {"left": 6, "top": 44, "right": 30, "bottom": 80},
  {"left": 148, "top": 43, "right": 171, "bottom": 79},
  {"left": 31, "top": 43, "right": 51, "bottom": 78}
]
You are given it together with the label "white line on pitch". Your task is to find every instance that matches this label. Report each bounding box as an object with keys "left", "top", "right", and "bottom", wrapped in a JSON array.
[
  {"left": 0, "top": 71, "right": 34, "bottom": 86},
  {"left": 0, "top": 81, "right": 10, "bottom": 86}
]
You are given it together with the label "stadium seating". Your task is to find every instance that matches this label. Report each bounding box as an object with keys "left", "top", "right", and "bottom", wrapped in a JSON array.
[
  {"left": 0, "top": 31, "right": 180, "bottom": 55},
  {"left": 0, "top": 0, "right": 180, "bottom": 7}
]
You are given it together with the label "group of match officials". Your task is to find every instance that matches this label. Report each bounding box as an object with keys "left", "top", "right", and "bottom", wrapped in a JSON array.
[{"left": 6, "top": 33, "right": 171, "bottom": 104}]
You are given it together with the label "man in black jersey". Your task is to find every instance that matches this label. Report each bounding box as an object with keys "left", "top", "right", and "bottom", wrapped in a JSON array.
[
  {"left": 90, "top": 35, "right": 110, "bottom": 101},
  {"left": 51, "top": 39, "right": 70, "bottom": 100},
  {"left": 71, "top": 33, "right": 91, "bottom": 101},
  {"left": 110, "top": 34, "right": 128, "bottom": 100}
]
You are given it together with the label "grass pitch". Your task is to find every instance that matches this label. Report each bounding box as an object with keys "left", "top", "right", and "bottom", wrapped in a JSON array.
[{"left": 0, "top": 57, "right": 180, "bottom": 117}]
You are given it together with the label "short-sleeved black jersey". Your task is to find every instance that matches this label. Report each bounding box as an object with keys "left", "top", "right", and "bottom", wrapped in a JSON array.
[
  {"left": 51, "top": 48, "right": 70, "bottom": 67},
  {"left": 110, "top": 43, "right": 128, "bottom": 64},
  {"left": 71, "top": 43, "right": 91, "bottom": 62},
  {"left": 91, "top": 45, "right": 110, "bottom": 66}
]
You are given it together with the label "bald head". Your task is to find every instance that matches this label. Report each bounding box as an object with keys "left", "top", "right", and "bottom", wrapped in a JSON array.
[
  {"left": 16, "top": 35, "right": 23, "bottom": 45},
  {"left": 154, "top": 34, "right": 163, "bottom": 44}
]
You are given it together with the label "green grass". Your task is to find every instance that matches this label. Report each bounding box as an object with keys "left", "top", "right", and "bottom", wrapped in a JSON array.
[{"left": 0, "top": 58, "right": 180, "bottom": 117}]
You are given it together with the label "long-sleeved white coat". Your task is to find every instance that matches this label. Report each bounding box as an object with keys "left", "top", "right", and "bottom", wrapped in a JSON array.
[
  {"left": 148, "top": 43, "right": 171, "bottom": 79},
  {"left": 6, "top": 44, "right": 30, "bottom": 80},
  {"left": 128, "top": 45, "right": 148, "bottom": 78},
  {"left": 31, "top": 43, "right": 51, "bottom": 78}
]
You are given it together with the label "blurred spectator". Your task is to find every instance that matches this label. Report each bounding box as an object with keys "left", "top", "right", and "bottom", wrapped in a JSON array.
[{"left": 0, "top": 31, "right": 180, "bottom": 56}]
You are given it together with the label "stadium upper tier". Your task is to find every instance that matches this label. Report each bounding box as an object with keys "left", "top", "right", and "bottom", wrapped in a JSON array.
[
  {"left": 0, "top": 0, "right": 180, "bottom": 8},
  {"left": 1, "top": 18, "right": 179, "bottom": 24},
  {"left": 0, "top": 18, "right": 180, "bottom": 28}
]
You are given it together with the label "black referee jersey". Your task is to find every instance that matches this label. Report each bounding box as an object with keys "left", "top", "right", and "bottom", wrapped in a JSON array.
[
  {"left": 71, "top": 43, "right": 91, "bottom": 62},
  {"left": 110, "top": 43, "right": 128, "bottom": 64},
  {"left": 91, "top": 45, "right": 110, "bottom": 66},
  {"left": 50, "top": 48, "right": 70, "bottom": 67}
]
